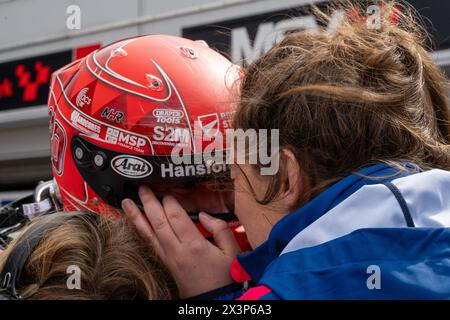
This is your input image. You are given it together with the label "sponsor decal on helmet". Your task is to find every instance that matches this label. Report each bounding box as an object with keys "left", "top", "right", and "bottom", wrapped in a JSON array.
[
  {"left": 50, "top": 119, "right": 67, "bottom": 176},
  {"left": 71, "top": 110, "right": 101, "bottom": 135},
  {"left": 220, "top": 112, "right": 234, "bottom": 129},
  {"left": 152, "top": 126, "right": 191, "bottom": 147},
  {"left": 198, "top": 113, "right": 220, "bottom": 138},
  {"left": 101, "top": 107, "right": 125, "bottom": 123},
  {"left": 105, "top": 127, "right": 147, "bottom": 153},
  {"left": 152, "top": 108, "right": 184, "bottom": 124},
  {"left": 111, "top": 155, "right": 153, "bottom": 179},
  {"left": 76, "top": 87, "right": 92, "bottom": 107},
  {"left": 160, "top": 162, "right": 227, "bottom": 178}
]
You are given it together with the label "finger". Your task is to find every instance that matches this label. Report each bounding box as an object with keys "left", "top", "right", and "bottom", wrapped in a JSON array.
[
  {"left": 138, "top": 185, "right": 180, "bottom": 250},
  {"left": 121, "top": 198, "right": 165, "bottom": 258},
  {"left": 199, "top": 212, "right": 240, "bottom": 256},
  {"left": 162, "top": 195, "right": 203, "bottom": 243}
]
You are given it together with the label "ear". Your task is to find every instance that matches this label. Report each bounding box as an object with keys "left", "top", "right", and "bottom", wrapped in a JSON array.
[{"left": 279, "top": 149, "right": 310, "bottom": 211}]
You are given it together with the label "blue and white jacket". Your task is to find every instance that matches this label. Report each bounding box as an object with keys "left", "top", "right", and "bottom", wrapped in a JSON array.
[{"left": 206, "top": 163, "right": 450, "bottom": 300}]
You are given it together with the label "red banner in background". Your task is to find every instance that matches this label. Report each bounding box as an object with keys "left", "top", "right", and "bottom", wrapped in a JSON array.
[{"left": 0, "top": 43, "right": 100, "bottom": 111}]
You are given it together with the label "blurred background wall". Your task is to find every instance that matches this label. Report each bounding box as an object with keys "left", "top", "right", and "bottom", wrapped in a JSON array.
[{"left": 0, "top": 0, "right": 449, "bottom": 203}]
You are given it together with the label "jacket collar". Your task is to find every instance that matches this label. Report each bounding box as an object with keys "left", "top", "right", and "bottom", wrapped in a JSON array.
[{"left": 234, "top": 163, "right": 418, "bottom": 282}]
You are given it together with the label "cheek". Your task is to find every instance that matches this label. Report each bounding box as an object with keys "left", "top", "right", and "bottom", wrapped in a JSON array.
[
  {"left": 233, "top": 184, "right": 259, "bottom": 225},
  {"left": 232, "top": 170, "right": 264, "bottom": 223},
  {"left": 233, "top": 178, "right": 282, "bottom": 248},
  {"left": 234, "top": 189, "right": 269, "bottom": 249},
  {"left": 234, "top": 190, "right": 253, "bottom": 227}
]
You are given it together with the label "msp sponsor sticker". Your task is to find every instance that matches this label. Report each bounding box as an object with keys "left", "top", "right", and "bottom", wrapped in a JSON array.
[
  {"left": 105, "top": 127, "right": 147, "bottom": 153},
  {"left": 111, "top": 155, "right": 153, "bottom": 178}
]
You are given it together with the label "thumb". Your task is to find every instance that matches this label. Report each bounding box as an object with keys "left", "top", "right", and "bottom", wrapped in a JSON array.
[{"left": 199, "top": 212, "right": 240, "bottom": 256}]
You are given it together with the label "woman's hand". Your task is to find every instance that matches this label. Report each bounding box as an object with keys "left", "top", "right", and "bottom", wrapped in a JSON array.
[{"left": 121, "top": 185, "right": 240, "bottom": 299}]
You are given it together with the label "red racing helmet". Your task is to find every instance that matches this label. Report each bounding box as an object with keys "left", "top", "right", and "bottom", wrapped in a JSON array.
[{"left": 47, "top": 35, "right": 241, "bottom": 225}]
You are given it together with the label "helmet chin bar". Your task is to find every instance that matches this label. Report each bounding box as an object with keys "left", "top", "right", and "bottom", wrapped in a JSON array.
[{"left": 71, "top": 135, "right": 237, "bottom": 222}]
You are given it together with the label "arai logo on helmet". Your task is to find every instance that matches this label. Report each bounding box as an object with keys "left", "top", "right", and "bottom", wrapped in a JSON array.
[{"left": 111, "top": 155, "right": 153, "bottom": 179}]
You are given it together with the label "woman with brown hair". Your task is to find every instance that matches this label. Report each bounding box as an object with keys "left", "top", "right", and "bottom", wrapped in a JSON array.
[
  {"left": 0, "top": 212, "right": 176, "bottom": 299},
  {"left": 122, "top": 0, "right": 450, "bottom": 299}
]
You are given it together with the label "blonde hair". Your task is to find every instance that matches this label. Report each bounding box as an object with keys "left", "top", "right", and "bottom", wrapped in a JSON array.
[
  {"left": 234, "top": 0, "right": 450, "bottom": 204},
  {"left": 0, "top": 212, "right": 176, "bottom": 300}
]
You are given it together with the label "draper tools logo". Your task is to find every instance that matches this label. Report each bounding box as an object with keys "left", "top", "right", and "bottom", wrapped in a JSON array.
[{"left": 152, "top": 108, "right": 184, "bottom": 124}]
